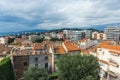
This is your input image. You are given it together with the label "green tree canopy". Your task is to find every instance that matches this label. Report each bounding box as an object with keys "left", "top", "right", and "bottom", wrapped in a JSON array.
[
  {"left": 0, "top": 57, "right": 15, "bottom": 80},
  {"left": 50, "top": 38, "right": 64, "bottom": 41},
  {"left": 7, "top": 38, "right": 15, "bottom": 44},
  {"left": 57, "top": 55, "right": 100, "bottom": 80},
  {"left": 33, "top": 38, "right": 44, "bottom": 43},
  {"left": 23, "top": 67, "right": 49, "bottom": 80}
]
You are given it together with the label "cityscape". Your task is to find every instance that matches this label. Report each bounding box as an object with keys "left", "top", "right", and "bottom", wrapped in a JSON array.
[{"left": 0, "top": 0, "right": 120, "bottom": 80}]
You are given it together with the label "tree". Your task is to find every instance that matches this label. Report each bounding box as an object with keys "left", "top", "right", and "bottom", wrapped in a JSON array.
[
  {"left": 0, "top": 57, "right": 15, "bottom": 80},
  {"left": 7, "top": 38, "right": 15, "bottom": 44},
  {"left": 33, "top": 38, "right": 44, "bottom": 43},
  {"left": 50, "top": 38, "right": 64, "bottom": 41},
  {"left": 57, "top": 55, "right": 100, "bottom": 80},
  {"left": 23, "top": 67, "right": 49, "bottom": 80}
]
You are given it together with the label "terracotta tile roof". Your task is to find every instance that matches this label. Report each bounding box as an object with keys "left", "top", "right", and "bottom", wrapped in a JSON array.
[
  {"left": 64, "top": 39, "right": 71, "bottom": 42},
  {"left": 90, "top": 47, "right": 97, "bottom": 53},
  {"left": 21, "top": 40, "right": 33, "bottom": 47},
  {"left": 45, "top": 41, "right": 63, "bottom": 47},
  {"left": 54, "top": 46, "right": 66, "bottom": 54},
  {"left": 64, "top": 41, "right": 81, "bottom": 51},
  {"left": 102, "top": 40, "right": 113, "bottom": 45},
  {"left": 13, "top": 49, "right": 33, "bottom": 55},
  {"left": 0, "top": 45, "right": 12, "bottom": 55},
  {"left": 14, "top": 38, "right": 26, "bottom": 44},
  {"left": 79, "top": 38, "right": 89, "bottom": 42},
  {"left": 81, "top": 46, "right": 94, "bottom": 54},
  {"left": 33, "top": 43, "right": 43, "bottom": 50},
  {"left": 81, "top": 49, "right": 89, "bottom": 54},
  {"left": 98, "top": 43, "right": 120, "bottom": 51}
]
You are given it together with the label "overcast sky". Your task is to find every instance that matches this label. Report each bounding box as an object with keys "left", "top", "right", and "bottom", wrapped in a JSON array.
[{"left": 0, "top": 0, "right": 120, "bottom": 32}]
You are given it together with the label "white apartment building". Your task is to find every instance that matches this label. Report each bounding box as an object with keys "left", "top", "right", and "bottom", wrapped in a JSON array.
[
  {"left": 90, "top": 42, "right": 120, "bottom": 80},
  {"left": 92, "top": 31, "right": 106, "bottom": 40},
  {"left": 78, "top": 38, "right": 97, "bottom": 50},
  {"left": 0, "top": 37, "right": 7, "bottom": 44}
]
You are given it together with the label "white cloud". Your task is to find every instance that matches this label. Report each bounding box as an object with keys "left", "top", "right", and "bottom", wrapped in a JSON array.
[{"left": 0, "top": 0, "right": 120, "bottom": 31}]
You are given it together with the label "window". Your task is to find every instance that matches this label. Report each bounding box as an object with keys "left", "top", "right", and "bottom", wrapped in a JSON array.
[
  {"left": 45, "top": 63, "right": 48, "bottom": 68},
  {"left": 103, "top": 72, "right": 108, "bottom": 79},
  {"left": 23, "top": 62, "right": 28, "bottom": 66},
  {"left": 45, "top": 56, "right": 48, "bottom": 60},
  {"left": 35, "top": 64, "right": 38, "bottom": 67},
  {"left": 102, "top": 52, "right": 104, "bottom": 55},
  {"left": 99, "top": 49, "right": 102, "bottom": 51},
  {"left": 35, "top": 57, "right": 38, "bottom": 62}
]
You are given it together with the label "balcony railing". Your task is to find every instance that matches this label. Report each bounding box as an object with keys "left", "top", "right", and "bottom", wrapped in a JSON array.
[
  {"left": 107, "top": 71, "right": 117, "bottom": 78},
  {"left": 109, "top": 59, "right": 119, "bottom": 67},
  {"left": 101, "top": 77, "right": 107, "bottom": 80}
]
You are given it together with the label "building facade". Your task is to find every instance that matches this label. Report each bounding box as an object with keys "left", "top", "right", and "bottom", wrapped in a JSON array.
[
  {"left": 105, "top": 27, "right": 120, "bottom": 42},
  {"left": 90, "top": 41, "right": 120, "bottom": 80},
  {"left": 13, "top": 55, "right": 29, "bottom": 80},
  {"left": 63, "top": 30, "right": 85, "bottom": 41},
  {"left": 92, "top": 31, "right": 106, "bottom": 40}
]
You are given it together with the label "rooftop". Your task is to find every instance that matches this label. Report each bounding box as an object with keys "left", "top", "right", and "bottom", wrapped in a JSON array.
[{"left": 64, "top": 41, "right": 81, "bottom": 51}]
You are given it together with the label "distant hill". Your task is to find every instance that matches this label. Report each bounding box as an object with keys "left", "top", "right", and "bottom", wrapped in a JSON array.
[
  {"left": 20, "top": 29, "right": 48, "bottom": 33},
  {"left": 0, "top": 29, "right": 48, "bottom": 36},
  {"left": 82, "top": 22, "right": 120, "bottom": 31},
  {"left": 0, "top": 22, "right": 120, "bottom": 36}
]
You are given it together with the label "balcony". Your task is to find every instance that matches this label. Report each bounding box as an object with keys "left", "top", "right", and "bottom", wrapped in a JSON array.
[
  {"left": 101, "top": 77, "right": 107, "bottom": 80},
  {"left": 109, "top": 59, "right": 119, "bottom": 67},
  {"left": 108, "top": 71, "right": 117, "bottom": 78},
  {"left": 109, "top": 51, "right": 120, "bottom": 56}
]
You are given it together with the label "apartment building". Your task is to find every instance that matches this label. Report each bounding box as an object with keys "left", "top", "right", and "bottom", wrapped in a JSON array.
[
  {"left": 90, "top": 41, "right": 120, "bottom": 80},
  {"left": 105, "top": 27, "right": 120, "bottom": 42},
  {"left": 92, "top": 31, "right": 106, "bottom": 40},
  {"left": 83, "top": 30, "right": 92, "bottom": 39},
  {"left": 63, "top": 30, "right": 85, "bottom": 41},
  {"left": 78, "top": 38, "right": 97, "bottom": 50}
]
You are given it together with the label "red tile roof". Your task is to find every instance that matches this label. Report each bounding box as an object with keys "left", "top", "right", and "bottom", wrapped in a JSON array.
[
  {"left": 33, "top": 43, "right": 43, "bottom": 50},
  {"left": 13, "top": 38, "right": 26, "bottom": 44},
  {"left": 98, "top": 43, "right": 120, "bottom": 51},
  {"left": 64, "top": 41, "right": 81, "bottom": 51},
  {"left": 55, "top": 46, "right": 66, "bottom": 54},
  {"left": 0, "top": 44, "right": 12, "bottom": 55},
  {"left": 79, "top": 38, "right": 89, "bottom": 42},
  {"left": 81, "top": 49, "right": 89, "bottom": 54}
]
